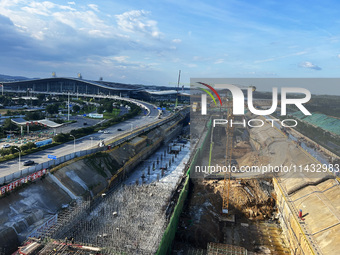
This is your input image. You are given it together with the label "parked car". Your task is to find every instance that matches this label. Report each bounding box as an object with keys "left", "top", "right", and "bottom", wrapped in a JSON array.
[
  {"left": 98, "top": 130, "right": 103, "bottom": 133},
  {"left": 23, "top": 160, "right": 35, "bottom": 166},
  {"left": 103, "top": 130, "right": 109, "bottom": 134},
  {"left": 117, "top": 128, "right": 123, "bottom": 131},
  {"left": 2, "top": 144, "right": 11, "bottom": 149},
  {"left": 83, "top": 122, "right": 87, "bottom": 125}
]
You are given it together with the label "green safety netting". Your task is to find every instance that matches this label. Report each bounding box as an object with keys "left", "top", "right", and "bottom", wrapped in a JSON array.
[{"left": 291, "top": 111, "right": 340, "bottom": 136}]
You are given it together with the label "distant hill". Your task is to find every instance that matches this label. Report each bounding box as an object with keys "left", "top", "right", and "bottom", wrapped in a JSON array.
[{"left": 0, "top": 74, "right": 33, "bottom": 82}]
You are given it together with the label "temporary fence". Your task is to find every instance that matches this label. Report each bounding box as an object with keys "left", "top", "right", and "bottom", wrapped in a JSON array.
[{"left": 0, "top": 169, "right": 47, "bottom": 196}]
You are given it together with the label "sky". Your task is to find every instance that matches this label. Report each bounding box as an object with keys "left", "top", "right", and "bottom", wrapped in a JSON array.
[{"left": 1, "top": 0, "right": 340, "bottom": 93}]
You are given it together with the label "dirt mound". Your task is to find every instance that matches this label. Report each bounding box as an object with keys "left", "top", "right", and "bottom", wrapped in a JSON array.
[
  {"left": 237, "top": 151, "right": 269, "bottom": 168},
  {"left": 233, "top": 141, "right": 252, "bottom": 159},
  {"left": 203, "top": 179, "right": 275, "bottom": 220},
  {"left": 174, "top": 178, "right": 276, "bottom": 251}
]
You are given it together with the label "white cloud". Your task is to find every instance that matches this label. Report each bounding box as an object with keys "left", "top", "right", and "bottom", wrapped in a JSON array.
[
  {"left": 20, "top": 1, "right": 75, "bottom": 16},
  {"left": 99, "top": 55, "right": 158, "bottom": 71},
  {"left": 88, "top": 4, "right": 99, "bottom": 12},
  {"left": 115, "top": 10, "right": 161, "bottom": 38},
  {"left": 21, "top": 1, "right": 56, "bottom": 16},
  {"left": 51, "top": 9, "right": 113, "bottom": 37},
  {"left": 68, "top": 2, "right": 75, "bottom": 5},
  {"left": 337, "top": 54, "right": 340, "bottom": 58},
  {"left": 255, "top": 51, "right": 307, "bottom": 63},
  {"left": 299, "top": 61, "right": 322, "bottom": 70},
  {"left": 214, "top": 59, "right": 224, "bottom": 64},
  {"left": 172, "top": 38, "right": 181, "bottom": 43},
  {"left": 0, "top": 1, "right": 112, "bottom": 40},
  {"left": 111, "top": 56, "right": 129, "bottom": 63},
  {"left": 186, "top": 63, "right": 197, "bottom": 68}
]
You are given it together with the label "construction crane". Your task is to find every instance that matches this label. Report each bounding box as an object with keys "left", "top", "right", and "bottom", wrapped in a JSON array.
[
  {"left": 175, "top": 70, "right": 181, "bottom": 108},
  {"left": 222, "top": 97, "right": 234, "bottom": 214},
  {"left": 221, "top": 85, "right": 256, "bottom": 214}
]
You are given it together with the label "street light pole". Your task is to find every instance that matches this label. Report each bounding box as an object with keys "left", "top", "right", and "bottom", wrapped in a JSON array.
[
  {"left": 68, "top": 91, "right": 70, "bottom": 121},
  {"left": 130, "top": 124, "right": 133, "bottom": 132},
  {"left": 14, "top": 147, "right": 21, "bottom": 176},
  {"left": 70, "top": 134, "right": 75, "bottom": 153},
  {"left": 90, "top": 137, "right": 93, "bottom": 148}
]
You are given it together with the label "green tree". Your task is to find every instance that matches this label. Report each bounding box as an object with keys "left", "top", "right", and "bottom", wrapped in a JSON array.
[
  {"left": 46, "top": 103, "right": 59, "bottom": 115},
  {"left": 97, "top": 106, "right": 104, "bottom": 114},
  {"left": 25, "top": 111, "right": 43, "bottom": 120},
  {"left": 73, "top": 104, "right": 80, "bottom": 113},
  {"left": 104, "top": 102, "right": 113, "bottom": 113},
  {"left": 53, "top": 133, "right": 70, "bottom": 143},
  {"left": 37, "top": 94, "right": 45, "bottom": 101},
  {"left": 0, "top": 126, "right": 4, "bottom": 139},
  {"left": 3, "top": 118, "right": 17, "bottom": 131}
]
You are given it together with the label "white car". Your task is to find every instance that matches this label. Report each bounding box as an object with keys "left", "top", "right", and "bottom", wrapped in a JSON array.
[
  {"left": 103, "top": 130, "right": 109, "bottom": 134},
  {"left": 2, "top": 144, "right": 11, "bottom": 149},
  {"left": 98, "top": 130, "right": 104, "bottom": 133}
]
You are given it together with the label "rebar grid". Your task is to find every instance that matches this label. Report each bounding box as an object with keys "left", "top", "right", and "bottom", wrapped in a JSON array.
[
  {"left": 76, "top": 184, "right": 171, "bottom": 253},
  {"left": 207, "top": 243, "right": 247, "bottom": 255}
]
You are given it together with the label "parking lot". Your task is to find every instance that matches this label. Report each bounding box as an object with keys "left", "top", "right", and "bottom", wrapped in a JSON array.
[{"left": 0, "top": 115, "right": 103, "bottom": 151}]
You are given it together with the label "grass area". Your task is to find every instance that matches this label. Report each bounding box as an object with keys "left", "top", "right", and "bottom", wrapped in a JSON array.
[
  {"left": 0, "top": 142, "right": 62, "bottom": 163},
  {"left": 0, "top": 109, "right": 7, "bottom": 114},
  {"left": 103, "top": 108, "right": 120, "bottom": 119},
  {"left": 77, "top": 105, "right": 97, "bottom": 116}
]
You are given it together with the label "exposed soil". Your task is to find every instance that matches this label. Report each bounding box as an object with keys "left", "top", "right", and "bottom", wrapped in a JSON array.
[{"left": 172, "top": 178, "right": 290, "bottom": 254}]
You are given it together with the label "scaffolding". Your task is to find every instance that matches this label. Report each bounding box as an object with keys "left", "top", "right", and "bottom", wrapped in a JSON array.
[
  {"left": 69, "top": 184, "right": 173, "bottom": 253},
  {"left": 31, "top": 240, "right": 101, "bottom": 255},
  {"left": 35, "top": 200, "right": 92, "bottom": 241},
  {"left": 29, "top": 178, "right": 182, "bottom": 254},
  {"left": 207, "top": 243, "right": 247, "bottom": 255},
  {"left": 21, "top": 135, "right": 193, "bottom": 254}
]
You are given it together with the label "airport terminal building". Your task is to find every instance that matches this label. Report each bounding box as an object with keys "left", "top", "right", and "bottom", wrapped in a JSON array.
[{"left": 2, "top": 77, "right": 189, "bottom": 102}]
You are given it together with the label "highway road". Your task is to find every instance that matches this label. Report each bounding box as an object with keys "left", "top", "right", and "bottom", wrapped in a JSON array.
[{"left": 0, "top": 100, "right": 162, "bottom": 179}]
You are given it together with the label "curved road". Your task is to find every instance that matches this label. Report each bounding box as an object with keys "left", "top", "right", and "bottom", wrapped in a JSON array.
[{"left": 0, "top": 100, "right": 161, "bottom": 180}]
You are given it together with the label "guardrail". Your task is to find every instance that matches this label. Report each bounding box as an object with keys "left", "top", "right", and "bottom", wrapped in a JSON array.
[{"left": 0, "top": 108, "right": 189, "bottom": 185}]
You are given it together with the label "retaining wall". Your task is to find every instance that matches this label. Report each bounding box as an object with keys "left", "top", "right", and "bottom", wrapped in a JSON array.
[
  {"left": 273, "top": 178, "right": 317, "bottom": 255},
  {"left": 156, "top": 119, "right": 212, "bottom": 254}
]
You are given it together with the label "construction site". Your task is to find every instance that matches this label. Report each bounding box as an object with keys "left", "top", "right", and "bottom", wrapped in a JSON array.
[{"left": 3, "top": 84, "right": 340, "bottom": 255}]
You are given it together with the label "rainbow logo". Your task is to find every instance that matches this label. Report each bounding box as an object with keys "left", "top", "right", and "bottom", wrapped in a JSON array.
[{"left": 197, "top": 82, "right": 222, "bottom": 115}]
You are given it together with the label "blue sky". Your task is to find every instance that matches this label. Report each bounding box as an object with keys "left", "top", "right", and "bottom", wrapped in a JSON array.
[{"left": 1, "top": 0, "right": 340, "bottom": 92}]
